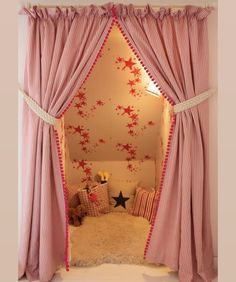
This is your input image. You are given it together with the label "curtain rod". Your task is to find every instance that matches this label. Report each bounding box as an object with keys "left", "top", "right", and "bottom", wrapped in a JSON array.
[{"left": 22, "top": 3, "right": 216, "bottom": 9}]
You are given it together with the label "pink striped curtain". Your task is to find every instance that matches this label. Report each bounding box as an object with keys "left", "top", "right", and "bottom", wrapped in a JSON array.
[
  {"left": 18, "top": 5, "right": 113, "bottom": 281},
  {"left": 116, "top": 4, "right": 216, "bottom": 282}
]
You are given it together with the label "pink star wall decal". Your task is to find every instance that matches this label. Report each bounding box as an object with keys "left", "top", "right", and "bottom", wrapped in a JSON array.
[
  {"left": 116, "top": 56, "right": 123, "bottom": 63},
  {"left": 122, "top": 106, "right": 134, "bottom": 116},
  {"left": 131, "top": 67, "right": 141, "bottom": 76},
  {"left": 148, "top": 121, "right": 155, "bottom": 126},
  {"left": 96, "top": 100, "right": 105, "bottom": 106},
  {"left": 74, "top": 125, "right": 84, "bottom": 134},
  {"left": 122, "top": 143, "right": 132, "bottom": 151},
  {"left": 127, "top": 80, "right": 136, "bottom": 87},
  {"left": 98, "top": 138, "right": 106, "bottom": 144},
  {"left": 78, "top": 160, "right": 87, "bottom": 169},
  {"left": 129, "top": 88, "right": 136, "bottom": 95},
  {"left": 122, "top": 58, "right": 136, "bottom": 70}
]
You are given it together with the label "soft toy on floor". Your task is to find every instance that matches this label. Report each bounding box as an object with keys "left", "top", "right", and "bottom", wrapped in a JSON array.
[{"left": 68, "top": 204, "right": 87, "bottom": 226}]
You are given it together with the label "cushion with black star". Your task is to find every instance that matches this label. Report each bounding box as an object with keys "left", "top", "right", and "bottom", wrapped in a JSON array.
[{"left": 108, "top": 179, "right": 138, "bottom": 212}]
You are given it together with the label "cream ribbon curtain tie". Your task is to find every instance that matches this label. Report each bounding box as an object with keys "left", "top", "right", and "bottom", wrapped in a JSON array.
[
  {"left": 173, "top": 89, "right": 215, "bottom": 114},
  {"left": 18, "top": 87, "right": 59, "bottom": 127}
]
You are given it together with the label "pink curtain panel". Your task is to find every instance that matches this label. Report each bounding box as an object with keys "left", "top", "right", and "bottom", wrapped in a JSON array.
[
  {"left": 18, "top": 4, "right": 114, "bottom": 281},
  {"left": 115, "top": 4, "right": 215, "bottom": 282},
  {"left": 18, "top": 4, "right": 216, "bottom": 282}
]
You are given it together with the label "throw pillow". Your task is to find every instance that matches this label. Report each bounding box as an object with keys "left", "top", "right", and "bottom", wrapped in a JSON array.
[
  {"left": 108, "top": 179, "right": 138, "bottom": 212},
  {"left": 67, "top": 184, "right": 80, "bottom": 208},
  {"left": 78, "top": 183, "right": 110, "bottom": 216},
  {"left": 131, "top": 187, "right": 158, "bottom": 222}
]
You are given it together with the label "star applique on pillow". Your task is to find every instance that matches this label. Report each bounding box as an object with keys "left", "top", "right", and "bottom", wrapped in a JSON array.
[
  {"left": 108, "top": 179, "right": 138, "bottom": 212},
  {"left": 112, "top": 191, "right": 130, "bottom": 209}
]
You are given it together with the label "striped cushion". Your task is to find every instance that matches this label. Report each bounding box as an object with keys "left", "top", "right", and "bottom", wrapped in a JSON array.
[
  {"left": 78, "top": 183, "right": 110, "bottom": 216},
  {"left": 131, "top": 187, "right": 157, "bottom": 222}
]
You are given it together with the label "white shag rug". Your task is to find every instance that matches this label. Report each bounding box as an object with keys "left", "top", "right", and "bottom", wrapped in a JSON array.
[{"left": 69, "top": 212, "right": 151, "bottom": 267}]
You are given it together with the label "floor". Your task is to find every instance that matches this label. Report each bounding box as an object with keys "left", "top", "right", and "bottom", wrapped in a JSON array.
[{"left": 21, "top": 264, "right": 218, "bottom": 282}]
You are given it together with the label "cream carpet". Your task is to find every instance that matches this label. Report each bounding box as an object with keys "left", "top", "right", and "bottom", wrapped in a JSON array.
[{"left": 69, "top": 212, "right": 151, "bottom": 267}]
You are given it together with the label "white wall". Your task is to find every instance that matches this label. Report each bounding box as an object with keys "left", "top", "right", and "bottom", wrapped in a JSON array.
[{"left": 18, "top": 0, "right": 218, "bottom": 260}]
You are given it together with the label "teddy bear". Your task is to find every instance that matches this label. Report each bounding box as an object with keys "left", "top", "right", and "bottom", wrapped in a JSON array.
[
  {"left": 68, "top": 204, "right": 87, "bottom": 226},
  {"left": 97, "top": 171, "right": 110, "bottom": 184}
]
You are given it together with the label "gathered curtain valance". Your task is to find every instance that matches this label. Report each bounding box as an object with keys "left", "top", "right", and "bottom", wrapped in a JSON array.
[{"left": 20, "top": 3, "right": 212, "bottom": 21}]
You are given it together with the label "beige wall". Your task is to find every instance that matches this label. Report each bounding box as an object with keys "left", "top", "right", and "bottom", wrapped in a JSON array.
[
  {"left": 64, "top": 26, "right": 163, "bottom": 162},
  {"left": 64, "top": 25, "right": 167, "bottom": 187}
]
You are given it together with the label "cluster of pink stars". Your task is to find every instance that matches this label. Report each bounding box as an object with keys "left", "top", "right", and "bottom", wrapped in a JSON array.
[
  {"left": 90, "top": 100, "right": 106, "bottom": 114},
  {"left": 140, "top": 120, "right": 156, "bottom": 131},
  {"left": 65, "top": 52, "right": 158, "bottom": 177},
  {"left": 66, "top": 124, "right": 107, "bottom": 155},
  {"left": 74, "top": 88, "right": 105, "bottom": 119},
  {"left": 115, "top": 56, "right": 143, "bottom": 98},
  {"left": 115, "top": 104, "right": 139, "bottom": 136},
  {"left": 74, "top": 89, "right": 89, "bottom": 119},
  {"left": 92, "top": 138, "right": 106, "bottom": 150},
  {"left": 66, "top": 124, "right": 90, "bottom": 153},
  {"left": 72, "top": 159, "right": 92, "bottom": 183},
  {"left": 116, "top": 143, "right": 138, "bottom": 172},
  {"left": 116, "top": 143, "right": 137, "bottom": 161}
]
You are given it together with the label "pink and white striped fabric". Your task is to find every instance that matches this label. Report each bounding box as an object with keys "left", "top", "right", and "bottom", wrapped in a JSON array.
[
  {"left": 18, "top": 5, "right": 113, "bottom": 282},
  {"left": 116, "top": 4, "right": 216, "bottom": 282},
  {"left": 131, "top": 187, "right": 156, "bottom": 222}
]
